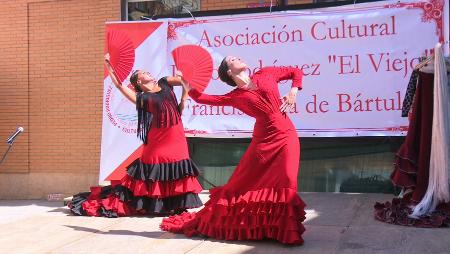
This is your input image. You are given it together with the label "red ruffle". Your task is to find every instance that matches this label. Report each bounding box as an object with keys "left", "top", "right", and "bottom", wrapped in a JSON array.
[
  {"left": 161, "top": 188, "right": 306, "bottom": 245},
  {"left": 101, "top": 195, "right": 134, "bottom": 216},
  {"left": 374, "top": 192, "right": 450, "bottom": 227},
  {"left": 121, "top": 176, "right": 203, "bottom": 198},
  {"left": 82, "top": 199, "right": 102, "bottom": 216},
  {"left": 82, "top": 187, "right": 102, "bottom": 216},
  {"left": 82, "top": 187, "right": 133, "bottom": 217}
]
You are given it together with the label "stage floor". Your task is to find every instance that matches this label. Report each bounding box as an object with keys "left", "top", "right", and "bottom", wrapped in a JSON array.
[{"left": 0, "top": 192, "right": 448, "bottom": 254}]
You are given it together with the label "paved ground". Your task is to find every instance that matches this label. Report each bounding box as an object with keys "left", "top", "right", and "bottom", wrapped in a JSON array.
[{"left": 0, "top": 192, "right": 449, "bottom": 254}]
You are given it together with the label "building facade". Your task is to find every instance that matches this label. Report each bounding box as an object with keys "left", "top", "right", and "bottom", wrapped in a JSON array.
[{"left": 0, "top": 0, "right": 399, "bottom": 199}]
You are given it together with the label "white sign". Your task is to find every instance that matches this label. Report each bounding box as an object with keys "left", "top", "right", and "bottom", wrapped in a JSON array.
[{"left": 166, "top": 0, "right": 449, "bottom": 137}]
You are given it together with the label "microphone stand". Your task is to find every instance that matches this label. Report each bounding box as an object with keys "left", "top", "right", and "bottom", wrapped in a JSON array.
[{"left": 0, "top": 140, "right": 16, "bottom": 166}]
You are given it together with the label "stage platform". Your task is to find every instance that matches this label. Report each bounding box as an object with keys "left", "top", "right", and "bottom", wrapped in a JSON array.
[{"left": 0, "top": 191, "right": 448, "bottom": 254}]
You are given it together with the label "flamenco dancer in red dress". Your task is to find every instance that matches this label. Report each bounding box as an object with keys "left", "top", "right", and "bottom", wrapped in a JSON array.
[
  {"left": 68, "top": 54, "right": 203, "bottom": 217},
  {"left": 161, "top": 56, "right": 306, "bottom": 245}
]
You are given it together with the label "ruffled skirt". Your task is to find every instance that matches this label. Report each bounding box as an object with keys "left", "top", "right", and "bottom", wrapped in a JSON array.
[
  {"left": 68, "top": 158, "right": 203, "bottom": 217},
  {"left": 160, "top": 187, "right": 306, "bottom": 245}
]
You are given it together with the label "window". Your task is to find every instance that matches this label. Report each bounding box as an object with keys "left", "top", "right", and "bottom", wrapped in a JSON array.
[{"left": 124, "top": 0, "right": 200, "bottom": 21}]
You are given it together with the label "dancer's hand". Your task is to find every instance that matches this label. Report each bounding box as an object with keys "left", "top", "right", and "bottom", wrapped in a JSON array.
[
  {"left": 280, "top": 87, "right": 298, "bottom": 113},
  {"left": 104, "top": 53, "right": 111, "bottom": 63},
  {"left": 175, "top": 70, "right": 192, "bottom": 92}
]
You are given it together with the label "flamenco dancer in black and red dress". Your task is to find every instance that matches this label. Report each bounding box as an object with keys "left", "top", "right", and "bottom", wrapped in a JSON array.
[
  {"left": 68, "top": 54, "right": 203, "bottom": 217},
  {"left": 161, "top": 56, "right": 306, "bottom": 245}
]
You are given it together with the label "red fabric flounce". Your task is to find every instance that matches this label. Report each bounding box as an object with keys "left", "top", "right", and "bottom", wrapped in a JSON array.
[
  {"left": 390, "top": 155, "right": 418, "bottom": 188},
  {"left": 82, "top": 199, "right": 102, "bottom": 217},
  {"left": 374, "top": 193, "right": 450, "bottom": 227},
  {"left": 208, "top": 187, "right": 304, "bottom": 206},
  {"left": 121, "top": 176, "right": 203, "bottom": 198},
  {"left": 82, "top": 187, "right": 133, "bottom": 217},
  {"left": 101, "top": 195, "right": 134, "bottom": 216},
  {"left": 161, "top": 188, "right": 306, "bottom": 245}
]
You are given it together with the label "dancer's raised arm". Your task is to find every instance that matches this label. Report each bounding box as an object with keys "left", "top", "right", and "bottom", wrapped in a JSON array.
[
  {"left": 104, "top": 53, "right": 137, "bottom": 104},
  {"left": 261, "top": 66, "right": 303, "bottom": 113},
  {"left": 166, "top": 74, "right": 189, "bottom": 112}
]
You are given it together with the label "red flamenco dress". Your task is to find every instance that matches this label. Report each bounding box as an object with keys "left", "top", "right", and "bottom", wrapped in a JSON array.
[
  {"left": 374, "top": 71, "right": 450, "bottom": 227},
  {"left": 161, "top": 67, "right": 307, "bottom": 245},
  {"left": 69, "top": 77, "right": 203, "bottom": 217}
]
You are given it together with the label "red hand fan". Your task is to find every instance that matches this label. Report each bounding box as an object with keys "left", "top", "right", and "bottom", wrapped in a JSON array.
[
  {"left": 171, "top": 45, "right": 213, "bottom": 92},
  {"left": 107, "top": 30, "right": 135, "bottom": 83}
]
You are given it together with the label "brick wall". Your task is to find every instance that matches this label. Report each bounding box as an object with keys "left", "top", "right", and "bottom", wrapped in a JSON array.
[{"left": 0, "top": 0, "right": 120, "bottom": 199}]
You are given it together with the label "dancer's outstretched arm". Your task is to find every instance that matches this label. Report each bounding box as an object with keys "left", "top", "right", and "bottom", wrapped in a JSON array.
[
  {"left": 175, "top": 72, "right": 233, "bottom": 106},
  {"left": 104, "top": 53, "right": 137, "bottom": 104},
  {"left": 188, "top": 89, "right": 233, "bottom": 106}
]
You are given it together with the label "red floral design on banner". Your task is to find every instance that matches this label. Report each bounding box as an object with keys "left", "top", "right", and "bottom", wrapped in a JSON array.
[
  {"left": 385, "top": 0, "right": 445, "bottom": 42},
  {"left": 184, "top": 129, "right": 208, "bottom": 135},
  {"left": 168, "top": 20, "right": 207, "bottom": 40}
]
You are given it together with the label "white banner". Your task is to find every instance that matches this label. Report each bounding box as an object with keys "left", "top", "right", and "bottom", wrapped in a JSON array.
[
  {"left": 100, "top": 0, "right": 449, "bottom": 181},
  {"left": 167, "top": 0, "right": 449, "bottom": 138},
  {"left": 100, "top": 22, "right": 169, "bottom": 181}
]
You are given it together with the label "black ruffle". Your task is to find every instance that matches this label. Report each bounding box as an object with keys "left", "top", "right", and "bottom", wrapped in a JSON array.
[
  {"left": 68, "top": 192, "right": 90, "bottom": 216},
  {"left": 68, "top": 184, "right": 203, "bottom": 217},
  {"left": 110, "top": 185, "right": 134, "bottom": 202},
  {"left": 133, "top": 193, "right": 203, "bottom": 214},
  {"left": 68, "top": 193, "right": 122, "bottom": 218},
  {"left": 126, "top": 158, "right": 200, "bottom": 181},
  {"left": 68, "top": 185, "right": 132, "bottom": 217}
]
